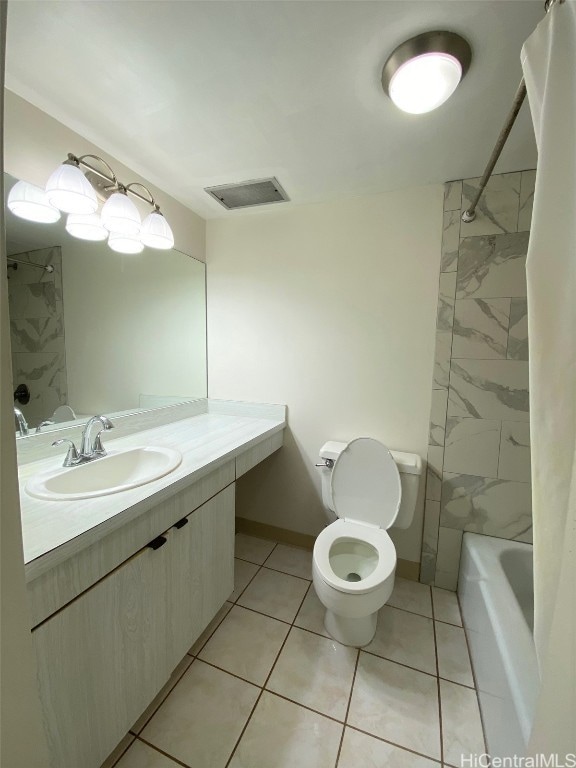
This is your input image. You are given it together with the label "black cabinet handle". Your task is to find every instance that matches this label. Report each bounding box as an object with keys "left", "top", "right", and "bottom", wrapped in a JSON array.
[
  {"left": 148, "top": 535, "right": 167, "bottom": 550},
  {"left": 174, "top": 517, "right": 189, "bottom": 530}
]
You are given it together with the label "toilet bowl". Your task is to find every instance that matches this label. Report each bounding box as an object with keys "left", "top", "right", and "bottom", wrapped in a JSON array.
[{"left": 312, "top": 438, "right": 421, "bottom": 647}]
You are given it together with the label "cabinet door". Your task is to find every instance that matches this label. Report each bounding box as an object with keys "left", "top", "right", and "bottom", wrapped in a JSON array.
[
  {"left": 33, "top": 538, "right": 172, "bottom": 768},
  {"left": 168, "top": 484, "right": 235, "bottom": 661}
]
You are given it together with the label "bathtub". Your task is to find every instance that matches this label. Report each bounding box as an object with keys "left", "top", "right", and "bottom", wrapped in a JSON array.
[{"left": 458, "top": 533, "right": 539, "bottom": 759}]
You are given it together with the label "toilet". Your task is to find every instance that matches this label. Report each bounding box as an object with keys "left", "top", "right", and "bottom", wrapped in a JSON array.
[{"left": 312, "top": 438, "right": 422, "bottom": 647}]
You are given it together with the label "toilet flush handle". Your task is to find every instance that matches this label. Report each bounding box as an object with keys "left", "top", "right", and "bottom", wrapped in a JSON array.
[{"left": 315, "top": 459, "right": 334, "bottom": 469}]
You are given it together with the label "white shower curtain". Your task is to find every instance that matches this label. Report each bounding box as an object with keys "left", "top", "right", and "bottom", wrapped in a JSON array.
[{"left": 521, "top": 0, "right": 576, "bottom": 754}]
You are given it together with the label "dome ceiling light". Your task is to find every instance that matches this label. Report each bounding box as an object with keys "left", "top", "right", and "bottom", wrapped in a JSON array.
[{"left": 382, "top": 31, "right": 472, "bottom": 114}]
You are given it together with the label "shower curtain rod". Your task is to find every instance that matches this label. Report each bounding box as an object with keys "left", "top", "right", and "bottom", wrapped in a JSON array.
[
  {"left": 461, "top": 0, "right": 564, "bottom": 224},
  {"left": 461, "top": 79, "right": 527, "bottom": 223},
  {"left": 7, "top": 257, "right": 54, "bottom": 274}
]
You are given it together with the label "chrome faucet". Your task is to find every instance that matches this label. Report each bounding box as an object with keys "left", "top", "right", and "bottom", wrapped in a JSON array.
[
  {"left": 80, "top": 415, "right": 114, "bottom": 458},
  {"left": 14, "top": 407, "right": 29, "bottom": 437},
  {"left": 52, "top": 415, "right": 114, "bottom": 467}
]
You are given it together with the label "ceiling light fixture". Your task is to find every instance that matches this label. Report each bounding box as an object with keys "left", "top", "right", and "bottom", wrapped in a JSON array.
[
  {"left": 7, "top": 153, "right": 174, "bottom": 254},
  {"left": 382, "top": 31, "right": 472, "bottom": 114}
]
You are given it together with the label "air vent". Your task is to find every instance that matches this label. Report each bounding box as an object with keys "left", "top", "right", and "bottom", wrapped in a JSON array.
[{"left": 204, "top": 177, "right": 289, "bottom": 210}]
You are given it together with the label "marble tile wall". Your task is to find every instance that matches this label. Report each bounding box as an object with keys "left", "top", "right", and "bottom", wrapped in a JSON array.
[
  {"left": 420, "top": 170, "right": 535, "bottom": 590},
  {"left": 8, "top": 247, "right": 68, "bottom": 429}
]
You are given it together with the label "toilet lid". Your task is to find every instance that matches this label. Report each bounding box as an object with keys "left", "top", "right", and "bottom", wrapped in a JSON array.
[{"left": 330, "top": 437, "right": 401, "bottom": 529}]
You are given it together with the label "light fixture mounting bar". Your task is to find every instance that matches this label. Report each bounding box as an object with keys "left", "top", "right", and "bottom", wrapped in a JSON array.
[
  {"left": 70, "top": 153, "right": 162, "bottom": 212},
  {"left": 125, "top": 182, "right": 160, "bottom": 211}
]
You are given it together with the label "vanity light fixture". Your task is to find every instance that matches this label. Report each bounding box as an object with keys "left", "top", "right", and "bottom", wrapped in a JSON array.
[
  {"left": 7, "top": 180, "right": 61, "bottom": 223},
  {"left": 108, "top": 232, "right": 144, "bottom": 255},
  {"left": 9, "top": 153, "right": 175, "bottom": 252},
  {"left": 140, "top": 210, "right": 175, "bottom": 250},
  {"left": 382, "top": 31, "right": 472, "bottom": 114},
  {"left": 65, "top": 212, "right": 108, "bottom": 241},
  {"left": 101, "top": 189, "right": 141, "bottom": 236},
  {"left": 45, "top": 160, "right": 99, "bottom": 214}
]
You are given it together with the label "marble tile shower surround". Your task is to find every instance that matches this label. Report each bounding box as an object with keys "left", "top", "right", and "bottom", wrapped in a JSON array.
[
  {"left": 421, "top": 171, "right": 535, "bottom": 590},
  {"left": 8, "top": 246, "right": 68, "bottom": 429}
]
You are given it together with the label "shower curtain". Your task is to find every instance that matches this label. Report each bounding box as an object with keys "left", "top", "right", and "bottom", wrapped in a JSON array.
[{"left": 521, "top": 0, "right": 575, "bottom": 754}]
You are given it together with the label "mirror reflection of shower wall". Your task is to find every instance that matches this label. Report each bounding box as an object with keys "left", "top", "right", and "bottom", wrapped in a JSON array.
[
  {"left": 8, "top": 246, "right": 67, "bottom": 428},
  {"left": 5, "top": 173, "right": 208, "bottom": 432}
]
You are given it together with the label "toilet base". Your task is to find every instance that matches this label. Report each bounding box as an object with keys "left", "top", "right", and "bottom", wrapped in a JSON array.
[{"left": 324, "top": 609, "right": 378, "bottom": 647}]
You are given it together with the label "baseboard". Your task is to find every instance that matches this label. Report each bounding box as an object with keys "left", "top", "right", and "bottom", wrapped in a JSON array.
[
  {"left": 396, "top": 558, "right": 420, "bottom": 581},
  {"left": 235, "top": 517, "right": 315, "bottom": 550},
  {"left": 235, "top": 517, "right": 421, "bottom": 581}
]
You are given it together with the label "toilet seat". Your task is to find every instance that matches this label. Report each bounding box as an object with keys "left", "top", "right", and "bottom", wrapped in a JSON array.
[
  {"left": 313, "top": 519, "right": 396, "bottom": 595},
  {"left": 330, "top": 437, "right": 401, "bottom": 529}
]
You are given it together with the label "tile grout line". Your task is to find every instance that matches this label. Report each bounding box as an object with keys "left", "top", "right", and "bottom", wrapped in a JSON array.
[
  {"left": 232, "top": 599, "right": 296, "bottom": 626},
  {"left": 128, "top": 657, "right": 195, "bottom": 738},
  {"left": 231, "top": 561, "right": 265, "bottom": 604},
  {"left": 345, "top": 724, "right": 443, "bottom": 765},
  {"left": 222, "top": 580, "right": 313, "bottom": 768},
  {"left": 431, "top": 585, "right": 445, "bottom": 766},
  {"left": 186, "top": 602, "right": 236, "bottom": 659},
  {"left": 334, "top": 647, "right": 360, "bottom": 767},
  {"left": 259, "top": 563, "right": 313, "bottom": 581},
  {"left": 136, "top": 734, "right": 194, "bottom": 768},
  {"left": 260, "top": 541, "right": 279, "bottom": 566}
]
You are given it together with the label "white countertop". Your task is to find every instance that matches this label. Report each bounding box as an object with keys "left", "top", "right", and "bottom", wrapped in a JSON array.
[{"left": 19, "top": 407, "right": 285, "bottom": 573}]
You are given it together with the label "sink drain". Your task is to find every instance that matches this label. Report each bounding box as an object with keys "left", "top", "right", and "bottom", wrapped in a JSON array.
[{"left": 346, "top": 572, "right": 361, "bottom": 582}]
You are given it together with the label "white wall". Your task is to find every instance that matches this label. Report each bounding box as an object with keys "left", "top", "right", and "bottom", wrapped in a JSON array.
[
  {"left": 0, "top": 8, "right": 50, "bottom": 764},
  {"left": 3, "top": 90, "right": 206, "bottom": 262},
  {"left": 207, "top": 186, "right": 443, "bottom": 563}
]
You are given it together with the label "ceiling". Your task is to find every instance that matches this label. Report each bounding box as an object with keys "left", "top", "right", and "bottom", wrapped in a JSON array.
[{"left": 5, "top": 1, "right": 542, "bottom": 219}]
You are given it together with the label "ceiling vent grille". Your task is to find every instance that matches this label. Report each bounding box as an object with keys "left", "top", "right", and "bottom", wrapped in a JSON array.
[{"left": 204, "top": 177, "right": 289, "bottom": 210}]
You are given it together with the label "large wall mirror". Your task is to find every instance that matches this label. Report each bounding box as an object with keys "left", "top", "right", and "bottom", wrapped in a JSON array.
[{"left": 5, "top": 173, "right": 207, "bottom": 437}]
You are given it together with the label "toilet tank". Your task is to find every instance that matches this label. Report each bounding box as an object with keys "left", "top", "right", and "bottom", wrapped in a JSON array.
[
  {"left": 389, "top": 450, "right": 422, "bottom": 530},
  {"left": 318, "top": 442, "right": 422, "bottom": 530}
]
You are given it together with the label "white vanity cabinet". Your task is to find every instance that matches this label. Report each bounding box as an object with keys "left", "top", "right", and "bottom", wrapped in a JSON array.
[
  {"left": 32, "top": 484, "right": 235, "bottom": 768},
  {"left": 166, "top": 484, "right": 234, "bottom": 663}
]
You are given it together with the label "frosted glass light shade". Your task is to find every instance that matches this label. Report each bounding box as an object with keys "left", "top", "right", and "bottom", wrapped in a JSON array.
[
  {"left": 140, "top": 211, "right": 175, "bottom": 250},
  {"left": 108, "top": 232, "right": 144, "bottom": 254},
  {"left": 45, "top": 163, "right": 98, "bottom": 214},
  {"left": 66, "top": 213, "right": 108, "bottom": 241},
  {"left": 389, "top": 52, "right": 462, "bottom": 114},
  {"left": 7, "top": 180, "right": 61, "bottom": 223},
  {"left": 101, "top": 192, "right": 141, "bottom": 235}
]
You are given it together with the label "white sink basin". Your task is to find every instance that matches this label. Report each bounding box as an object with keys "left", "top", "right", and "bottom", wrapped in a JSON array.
[{"left": 26, "top": 446, "right": 183, "bottom": 501}]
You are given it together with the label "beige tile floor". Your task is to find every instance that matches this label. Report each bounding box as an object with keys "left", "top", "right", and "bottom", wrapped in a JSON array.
[{"left": 103, "top": 534, "right": 485, "bottom": 768}]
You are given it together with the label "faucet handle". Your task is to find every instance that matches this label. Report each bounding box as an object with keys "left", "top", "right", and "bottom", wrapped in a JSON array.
[
  {"left": 92, "top": 432, "right": 107, "bottom": 456},
  {"left": 36, "top": 419, "right": 55, "bottom": 434},
  {"left": 52, "top": 438, "right": 80, "bottom": 467}
]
